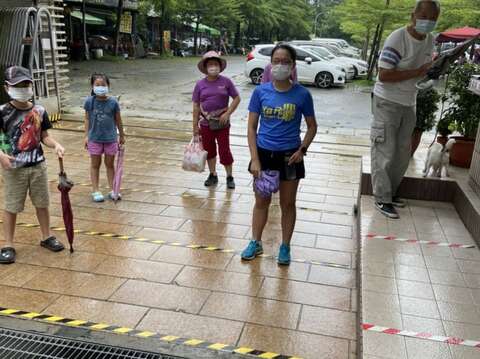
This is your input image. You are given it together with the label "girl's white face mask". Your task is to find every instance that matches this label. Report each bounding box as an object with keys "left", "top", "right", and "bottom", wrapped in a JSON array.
[
  {"left": 93, "top": 86, "right": 109, "bottom": 96},
  {"left": 8, "top": 86, "right": 33, "bottom": 102}
]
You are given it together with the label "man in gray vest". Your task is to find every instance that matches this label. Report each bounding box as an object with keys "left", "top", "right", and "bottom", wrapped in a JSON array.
[{"left": 371, "top": 0, "right": 440, "bottom": 218}]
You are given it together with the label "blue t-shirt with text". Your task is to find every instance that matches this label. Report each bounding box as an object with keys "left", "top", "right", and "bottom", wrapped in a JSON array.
[
  {"left": 84, "top": 96, "right": 120, "bottom": 143},
  {"left": 248, "top": 82, "right": 315, "bottom": 151}
]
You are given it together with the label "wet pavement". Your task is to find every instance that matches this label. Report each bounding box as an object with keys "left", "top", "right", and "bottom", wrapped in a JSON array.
[
  {"left": 0, "top": 124, "right": 361, "bottom": 358},
  {"left": 2, "top": 56, "right": 479, "bottom": 358},
  {"left": 361, "top": 196, "right": 480, "bottom": 359},
  {"left": 65, "top": 56, "right": 373, "bottom": 130}
]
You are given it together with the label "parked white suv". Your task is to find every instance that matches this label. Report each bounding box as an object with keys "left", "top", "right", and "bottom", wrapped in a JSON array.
[
  {"left": 245, "top": 44, "right": 346, "bottom": 88},
  {"left": 292, "top": 42, "right": 368, "bottom": 78}
]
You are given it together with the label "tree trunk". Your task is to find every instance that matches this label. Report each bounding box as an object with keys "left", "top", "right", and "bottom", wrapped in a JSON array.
[
  {"left": 362, "top": 27, "right": 370, "bottom": 61},
  {"left": 234, "top": 22, "right": 241, "bottom": 49},
  {"left": 82, "top": 0, "right": 89, "bottom": 60},
  {"left": 367, "top": 24, "right": 380, "bottom": 75},
  {"left": 193, "top": 16, "right": 200, "bottom": 56},
  {"left": 159, "top": 0, "right": 166, "bottom": 55},
  {"left": 367, "top": 0, "right": 390, "bottom": 80},
  {"left": 114, "top": 0, "right": 124, "bottom": 56}
]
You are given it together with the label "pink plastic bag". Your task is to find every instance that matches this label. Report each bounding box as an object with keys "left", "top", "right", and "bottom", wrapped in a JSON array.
[{"left": 182, "top": 136, "right": 208, "bottom": 172}]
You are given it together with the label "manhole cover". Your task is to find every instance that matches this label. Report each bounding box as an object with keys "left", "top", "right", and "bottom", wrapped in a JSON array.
[{"left": 0, "top": 328, "right": 184, "bottom": 359}]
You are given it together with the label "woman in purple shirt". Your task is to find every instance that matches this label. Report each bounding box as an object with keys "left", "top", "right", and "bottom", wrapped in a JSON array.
[{"left": 192, "top": 51, "right": 241, "bottom": 189}]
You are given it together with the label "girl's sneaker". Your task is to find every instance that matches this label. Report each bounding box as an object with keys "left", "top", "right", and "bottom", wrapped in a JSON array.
[
  {"left": 92, "top": 192, "right": 105, "bottom": 202},
  {"left": 108, "top": 192, "right": 122, "bottom": 201}
]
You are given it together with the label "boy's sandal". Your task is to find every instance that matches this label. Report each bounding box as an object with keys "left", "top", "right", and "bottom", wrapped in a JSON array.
[
  {"left": 92, "top": 192, "right": 105, "bottom": 202},
  {"left": 0, "top": 247, "right": 16, "bottom": 264},
  {"left": 40, "top": 236, "right": 65, "bottom": 252}
]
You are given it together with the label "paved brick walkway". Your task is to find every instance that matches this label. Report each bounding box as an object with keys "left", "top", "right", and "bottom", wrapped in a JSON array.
[{"left": 0, "top": 128, "right": 360, "bottom": 359}]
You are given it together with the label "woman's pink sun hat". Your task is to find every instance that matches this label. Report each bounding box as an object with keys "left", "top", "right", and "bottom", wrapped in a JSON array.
[{"left": 197, "top": 51, "right": 227, "bottom": 74}]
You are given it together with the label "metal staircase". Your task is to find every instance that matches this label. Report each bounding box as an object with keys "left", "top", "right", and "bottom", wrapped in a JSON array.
[
  {"left": 0, "top": 1, "right": 69, "bottom": 123},
  {"left": 37, "top": 0, "right": 70, "bottom": 122}
]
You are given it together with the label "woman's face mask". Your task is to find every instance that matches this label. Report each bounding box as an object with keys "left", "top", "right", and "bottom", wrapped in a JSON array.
[
  {"left": 7, "top": 86, "right": 33, "bottom": 102},
  {"left": 271, "top": 64, "right": 292, "bottom": 81},
  {"left": 207, "top": 66, "right": 220, "bottom": 77},
  {"left": 93, "top": 86, "right": 109, "bottom": 96}
]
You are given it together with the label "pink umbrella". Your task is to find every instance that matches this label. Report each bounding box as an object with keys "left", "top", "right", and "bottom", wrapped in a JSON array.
[{"left": 112, "top": 145, "right": 124, "bottom": 202}]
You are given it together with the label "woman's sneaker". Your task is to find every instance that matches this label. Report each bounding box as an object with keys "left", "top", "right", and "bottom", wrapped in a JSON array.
[
  {"left": 375, "top": 202, "right": 399, "bottom": 219},
  {"left": 277, "top": 244, "right": 291, "bottom": 265},
  {"left": 241, "top": 240, "right": 263, "bottom": 260},
  {"left": 204, "top": 174, "right": 218, "bottom": 187}
]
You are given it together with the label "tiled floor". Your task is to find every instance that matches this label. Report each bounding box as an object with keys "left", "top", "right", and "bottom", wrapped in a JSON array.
[
  {"left": 0, "top": 128, "right": 360, "bottom": 359},
  {"left": 361, "top": 196, "right": 480, "bottom": 359}
]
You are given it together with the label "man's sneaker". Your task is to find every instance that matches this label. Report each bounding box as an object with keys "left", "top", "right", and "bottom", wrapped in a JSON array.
[
  {"left": 392, "top": 196, "right": 406, "bottom": 208},
  {"left": 277, "top": 244, "right": 291, "bottom": 265},
  {"left": 375, "top": 202, "right": 400, "bottom": 219},
  {"left": 226, "top": 176, "right": 235, "bottom": 189},
  {"left": 204, "top": 174, "right": 218, "bottom": 187},
  {"left": 241, "top": 240, "right": 263, "bottom": 260}
]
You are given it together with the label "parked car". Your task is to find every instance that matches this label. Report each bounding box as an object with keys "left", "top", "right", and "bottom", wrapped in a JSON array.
[
  {"left": 292, "top": 42, "right": 368, "bottom": 78},
  {"left": 313, "top": 38, "right": 361, "bottom": 54},
  {"left": 245, "top": 44, "right": 347, "bottom": 88},
  {"left": 303, "top": 39, "right": 360, "bottom": 59},
  {"left": 182, "top": 37, "right": 211, "bottom": 49},
  {"left": 311, "top": 38, "right": 361, "bottom": 57},
  {"left": 296, "top": 45, "right": 355, "bottom": 80}
]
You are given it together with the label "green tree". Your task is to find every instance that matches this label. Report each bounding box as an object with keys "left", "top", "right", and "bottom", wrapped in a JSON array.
[{"left": 336, "top": 0, "right": 480, "bottom": 79}]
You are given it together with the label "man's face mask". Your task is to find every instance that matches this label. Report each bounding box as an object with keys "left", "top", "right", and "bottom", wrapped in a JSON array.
[
  {"left": 415, "top": 19, "right": 437, "bottom": 34},
  {"left": 7, "top": 85, "right": 33, "bottom": 102}
]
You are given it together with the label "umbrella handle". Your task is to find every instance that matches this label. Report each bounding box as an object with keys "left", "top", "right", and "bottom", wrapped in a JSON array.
[{"left": 58, "top": 157, "right": 65, "bottom": 174}]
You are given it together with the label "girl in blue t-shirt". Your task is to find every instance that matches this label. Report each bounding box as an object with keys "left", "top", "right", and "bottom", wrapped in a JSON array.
[
  {"left": 84, "top": 73, "right": 125, "bottom": 202},
  {"left": 242, "top": 44, "right": 318, "bottom": 265}
]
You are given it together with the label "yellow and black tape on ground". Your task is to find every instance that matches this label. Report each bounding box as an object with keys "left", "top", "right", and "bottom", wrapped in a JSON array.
[
  {"left": 2, "top": 220, "right": 350, "bottom": 269},
  {"left": 0, "top": 307, "right": 302, "bottom": 359}
]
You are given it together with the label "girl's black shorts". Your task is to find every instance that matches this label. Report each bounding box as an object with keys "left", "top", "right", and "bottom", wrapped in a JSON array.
[{"left": 249, "top": 147, "right": 305, "bottom": 181}]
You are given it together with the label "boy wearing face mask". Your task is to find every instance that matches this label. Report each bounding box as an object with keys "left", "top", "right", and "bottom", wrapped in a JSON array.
[
  {"left": 371, "top": 0, "right": 440, "bottom": 219},
  {"left": 192, "top": 51, "right": 241, "bottom": 189},
  {"left": 0, "top": 66, "right": 66, "bottom": 264}
]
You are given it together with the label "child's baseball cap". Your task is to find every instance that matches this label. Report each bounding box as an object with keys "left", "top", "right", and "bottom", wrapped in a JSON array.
[{"left": 5, "top": 66, "right": 33, "bottom": 86}]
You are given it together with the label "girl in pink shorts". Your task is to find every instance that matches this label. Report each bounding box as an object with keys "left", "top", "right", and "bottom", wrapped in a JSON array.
[{"left": 84, "top": 73, "right": 125, "bottom": 202}]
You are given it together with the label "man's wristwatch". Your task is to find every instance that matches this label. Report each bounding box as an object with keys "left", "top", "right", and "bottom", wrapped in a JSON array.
[{"left": 300, "top": 146, "right": 308, "bottom": 156}]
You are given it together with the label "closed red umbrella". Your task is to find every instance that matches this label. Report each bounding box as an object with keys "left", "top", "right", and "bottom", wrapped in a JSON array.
[{"left": 58, "top": 157, "right": 75, "bottom": 253}]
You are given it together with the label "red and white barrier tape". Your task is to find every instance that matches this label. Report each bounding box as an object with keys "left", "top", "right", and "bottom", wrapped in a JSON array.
[
  {"left": 366, "top": 234, "right": 476, "bottom": 249},
  {"left": 362, "top": 323, "right": 480, "bottom": 348}
]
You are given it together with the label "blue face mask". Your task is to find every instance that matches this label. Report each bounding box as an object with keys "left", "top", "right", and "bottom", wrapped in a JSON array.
[
  {"left": 93, "top": 86, "right": 109, "bottom": 96},
  {"left": 415, "top": 19, "right": 437, "bottom": 34}
]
